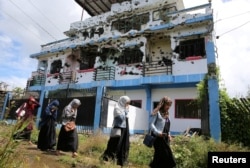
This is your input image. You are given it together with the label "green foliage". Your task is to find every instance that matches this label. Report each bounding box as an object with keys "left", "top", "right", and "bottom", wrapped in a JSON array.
[
  {"left": 128, "top": 137, "right": 153, "bottom": 166},
  {"left": 197, "top": 68, "right": 250, "bottom": 147},
  {"left": 220, "top": 97, "right": 250, "bottom": 146},
  {"left": 0, "top": 123, "right": 24, "bottom": 168},
  {"left": 171, "top": 135, "right": 249, "bottom": 168}
]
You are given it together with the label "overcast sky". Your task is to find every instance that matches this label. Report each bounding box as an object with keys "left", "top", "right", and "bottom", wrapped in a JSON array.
[{"left": 0, "top": 0, "right": 249, "bottom": 97}]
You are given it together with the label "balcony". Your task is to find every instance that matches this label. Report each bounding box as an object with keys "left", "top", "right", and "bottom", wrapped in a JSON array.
[
  {"left": 93, "top": 66, "right": 115, "bottom": 81},
  {"left": 29, "top": 73, "right": 46, "bottom": 87},
  {"left": 143, "top": 60, "right": 172, "bottom": 76}
]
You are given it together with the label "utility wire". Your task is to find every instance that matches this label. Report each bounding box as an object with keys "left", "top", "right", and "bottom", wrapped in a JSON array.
[
  {"left": 214, "top": 10, "right": 250, "bottom": 24},
  {"left": 28, "top": 0, "right": 63, "bottom": 33},
  {"left": 0, "top": 10, "right": 46, "bottom": 43},
  {"left": 216, "top": 20, "right": 250, "bottom": 39},
  {"left": 9, "top": 0, "right": 57, "bottom": 41}
]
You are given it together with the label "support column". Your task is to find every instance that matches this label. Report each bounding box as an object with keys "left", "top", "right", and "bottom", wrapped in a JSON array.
[
  {"left": 1, "top": 92, "right": 11, "bottom": 120},
  {"left": 206, "top": 37, "right": 221, "bottom": 142},
  {"left": 93, "top": 86, "right": 104, "bottom": 131},
  {"left": 36, "top": 90, "right": 46, "bottom": 127},
  {"left": 145, "top": 85, "right": 152, "bottom": 129}
]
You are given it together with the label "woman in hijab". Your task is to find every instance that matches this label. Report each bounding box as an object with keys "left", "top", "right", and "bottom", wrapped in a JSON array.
[
  {"left": 149, "top": 96, "right": 176, "bottom": 168},
  {"left": 37, "top": 99, "right": 60, "bottom": 151},
  {"left": 56, "top": 99, "right": 81, "bottom": 157},
  {"left": 102, "top": 95, "right": 131, "bottom": 166},
  {"left": 14, "top": 96, "right": 40, "bottom": 144}
]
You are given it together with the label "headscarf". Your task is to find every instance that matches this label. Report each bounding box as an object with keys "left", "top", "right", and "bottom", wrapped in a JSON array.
[
  {"left": 45, "top": 99, "right": 60, "bottom": 119},
  {"left": 70, "top": 99, "right": 81, "bottom": 107},
  {"left": 117, "top": 96, "right": 130, "bottom": 109},
  {"left": 27, "top": 96, "right": 40, "bottom": 111},
  {"left": 40, "top": 99, "right": 59, "bottom": 127},
  {"left": 62, "top": 99, "right": 81, "bottom": 125}
]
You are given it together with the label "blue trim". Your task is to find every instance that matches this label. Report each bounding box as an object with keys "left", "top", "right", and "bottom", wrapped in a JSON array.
[
  {"left": 145, "top": 86, "right": 152, "bottom": 130},
  {"left": 185, "top": 15, "right": 213, "bottom": 24},
  {"left": 206, "top": 40, "right": 216, "bottom": 64},
  {"left": 1, "top": 92, "right": 10, "bottom": 120},
  {"left": 36, "top": 90, "right": 46, "bottom": 127},
  {"left": 28, "top": 73, "right": 206, "bottom": 91},
  {"left": 208, "top": 79, "right": 221, "bottom": 142},
  {"left": 41, "top": 37, "right": 74, "bottom": 47},
  {"left": 124, "top": 42, "right": 139, "bottom": 48},
  {"left": 94, "top": 86, "right": 104, "bottom": 131}
]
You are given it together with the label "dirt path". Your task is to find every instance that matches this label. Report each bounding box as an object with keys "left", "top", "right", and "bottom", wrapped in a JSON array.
[{"left": 19, "top": 142, "right": 73, "bottom": 168}]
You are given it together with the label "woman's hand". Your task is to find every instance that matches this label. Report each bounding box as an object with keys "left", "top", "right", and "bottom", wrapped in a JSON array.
[
  {"left": 168, "top": 135, "right": 172, "bottom": 141},
  {"left": 159, "top": 133, "right": 168, "bottom": 137}
]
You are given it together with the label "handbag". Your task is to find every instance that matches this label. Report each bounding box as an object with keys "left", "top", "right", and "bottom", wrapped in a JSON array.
[
  {"left": 64, "top": 121, "right": 76, "bottom": 132},
  {"left": 143, "top": 114, "right": 158, "bottom": 148},
  {"left": 16, "top": 103, "right": 26, "bottom": 117},
  {"left": 110, "top": 128, "right": 121, "bottom": 137},
  {"left": 143, "top": 133, "right": 155, "bottom": 148}
]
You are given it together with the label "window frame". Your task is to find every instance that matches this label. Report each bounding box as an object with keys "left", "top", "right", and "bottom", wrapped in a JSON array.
[{"left": 175, "top": 99, "right": 201, "bottom": 119}]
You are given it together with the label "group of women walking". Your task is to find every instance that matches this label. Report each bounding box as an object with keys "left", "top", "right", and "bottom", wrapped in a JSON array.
[
  {"left": 14, "top": 97, "right": 81, "bottom": 158},
  {"left": 14, "top": 95, "right": 176, "bottom": 167}
]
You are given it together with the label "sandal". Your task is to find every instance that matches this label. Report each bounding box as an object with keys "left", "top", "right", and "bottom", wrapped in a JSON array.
[
  {"left": 55, "top": 150, "right": 62, "bottom": 156},
  {"left": 72, "top": 152, "right": 78, "bottom": 158}
]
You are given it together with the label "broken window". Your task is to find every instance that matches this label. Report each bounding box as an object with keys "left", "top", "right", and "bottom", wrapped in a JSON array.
[
  {"left": 50, "top": 60, "right": 62, "bottom": 74},
  {"left": 111, "top": 13, "right": 149, "bottom": 33},
  {"left": 118, "top": 47, "right": 143, "bottom": 65},
  {"left": 175, "top": 99, "right": 201, "bottom": 119},
  {"left": 79, "top": 47, "right": 97, "bottom": 70},
  {"left": 176, "top": 38, "right": 205, "bottom": 60},
  {"left": 153, "top": 6, "right": 176, "bottom": 21}
]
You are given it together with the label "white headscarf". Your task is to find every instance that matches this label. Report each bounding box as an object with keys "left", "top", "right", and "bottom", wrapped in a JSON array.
[
  {"left": 117, "top": 96, "right": 130, "bottom": 109},
  {"left": 70, "top": 99, "right": 81, "bottom": 107}
]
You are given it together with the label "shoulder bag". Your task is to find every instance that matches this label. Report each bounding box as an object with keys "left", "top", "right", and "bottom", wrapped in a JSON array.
[{"left": 143, "top": 114, "right": 158, "bottom": 148}]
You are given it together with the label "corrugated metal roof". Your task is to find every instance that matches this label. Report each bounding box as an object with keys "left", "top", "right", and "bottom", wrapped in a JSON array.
[{"left": 75, "top": 0, "right": 131, "bottom": 16}]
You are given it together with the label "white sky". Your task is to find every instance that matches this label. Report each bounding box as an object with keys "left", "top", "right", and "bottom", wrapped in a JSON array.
[{"left": 0, "top": 0, "right": 250, "bottom": 97}]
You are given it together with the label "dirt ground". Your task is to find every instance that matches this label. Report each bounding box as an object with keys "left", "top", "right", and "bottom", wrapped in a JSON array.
[{"left": 18, "top": 141, "right": 79, "bottom": 168}]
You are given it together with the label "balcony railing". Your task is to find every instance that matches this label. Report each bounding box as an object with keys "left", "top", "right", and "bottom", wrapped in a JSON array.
[
  {"left": 29, "top": 74, "right": 46, "bottom": 86},
  {"left": 59, "top": 71, "right": 75, "bottom": 84},
  {"left": 93, "top": 66, "right": 115, "bottom": 81},
  {"left": 142, "top": 60, "right": 172, "bottom": 76},
  {"left": 28, "top": 62, "right": 173, "bottom": 87}
]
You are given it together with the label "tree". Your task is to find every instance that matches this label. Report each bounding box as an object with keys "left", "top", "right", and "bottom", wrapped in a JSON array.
[{"left": 12, "top": 87, "right": 24, "bottom": 99}]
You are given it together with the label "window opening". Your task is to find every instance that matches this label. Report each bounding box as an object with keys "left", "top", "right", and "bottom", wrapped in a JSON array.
[
  {"left": 118, "top": 47, "right": 143, "bottom": 65},
  {"left": 130, "top": 100, "right": 142, "bottom": 108},
  {"left": 175, "top": 99, "right": 201, "bottom": 119},
  {"left": 177, "top": 38, "right": 205, "bottom": 60},
  {"left": 50, "top": 60, "right": 62, "bottom": 74},
  {"left": 111, "top": 13, "right": 149, "bottom": 33}
]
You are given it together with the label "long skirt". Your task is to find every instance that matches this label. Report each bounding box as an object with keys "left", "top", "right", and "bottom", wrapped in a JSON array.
[
  {"left": 37, "top": 117, "right": 57, "bottom": 151},
  {"left": 56, "top": 125, "right": 78, "bottom": 152},
  {"left": 149, "top": 137, "right": 176, "bottom": 168},
  {"left": 102, "top": 119, "right": 130, "bottom": 166}
]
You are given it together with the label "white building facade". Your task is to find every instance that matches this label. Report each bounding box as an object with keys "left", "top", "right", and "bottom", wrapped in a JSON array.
[{"left": 13, "top": 0, "right": 220, "bottom": 140}]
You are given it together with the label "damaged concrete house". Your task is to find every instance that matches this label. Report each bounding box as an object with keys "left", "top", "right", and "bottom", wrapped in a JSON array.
[{"left": 1, "top": 0, "right": 221, "bottom": 140}]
